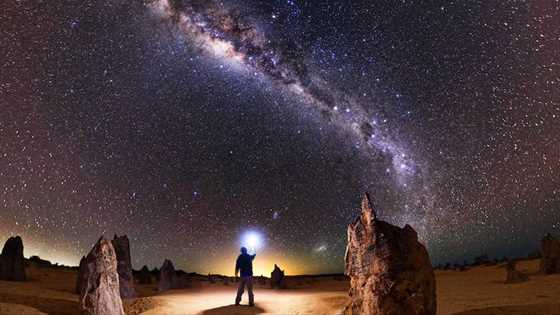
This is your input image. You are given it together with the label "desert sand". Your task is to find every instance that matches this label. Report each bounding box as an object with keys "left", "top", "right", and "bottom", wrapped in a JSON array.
[{"left": 0, "top": 259, "right": 559, "bottom": 315}]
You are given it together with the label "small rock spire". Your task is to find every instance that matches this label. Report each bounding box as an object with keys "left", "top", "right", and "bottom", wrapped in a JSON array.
[{"left": 361, "top": 192, "right": 376, "bottom": 224}]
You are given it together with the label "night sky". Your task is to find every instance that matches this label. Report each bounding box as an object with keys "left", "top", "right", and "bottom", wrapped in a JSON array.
[{"left": 1, "top": 0, "right": 559, "bottom": 275}]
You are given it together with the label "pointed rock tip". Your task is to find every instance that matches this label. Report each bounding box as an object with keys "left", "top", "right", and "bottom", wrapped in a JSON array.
[{"left": 361, "top": 192, "right": 376, "bottom": 220}]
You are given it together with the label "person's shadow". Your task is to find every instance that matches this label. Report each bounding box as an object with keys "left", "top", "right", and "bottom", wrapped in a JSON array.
[{"left": 201, "top": 304, "right": 266, "bottom": 315}]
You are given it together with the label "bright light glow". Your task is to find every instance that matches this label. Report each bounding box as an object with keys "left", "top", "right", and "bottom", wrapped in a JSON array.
[{"left": 241, "top": 231, "right": 264, "bottom": 253}]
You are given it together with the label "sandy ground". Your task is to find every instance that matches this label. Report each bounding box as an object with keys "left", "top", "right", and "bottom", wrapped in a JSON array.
[
  {"left": 0, "top": 265, "right": 79, "bottom": 315},
  {"left": 0, "top": 303, "right": 47, "bottom": 315},
  {"left": 140, "top": 288, "right": 347, "bottom": 315},
  {"left": 437, "top": 260, "right": 560, "bottom": 315},
  {"left": 0, "top": 259, "right": 559, "bottom": 315}
]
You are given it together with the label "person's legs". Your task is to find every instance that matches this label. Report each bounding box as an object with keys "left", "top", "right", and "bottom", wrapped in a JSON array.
[
  {"left": 247, "top": 276, "right": 254, "bottom": 306},
  {"left": 235, "top": 277, "right": 245, "bottom": 305}
]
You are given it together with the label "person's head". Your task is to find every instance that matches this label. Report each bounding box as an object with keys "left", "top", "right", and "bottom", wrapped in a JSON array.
[{"left": 240, "top": 247, "right": 247, "bottom": 254}]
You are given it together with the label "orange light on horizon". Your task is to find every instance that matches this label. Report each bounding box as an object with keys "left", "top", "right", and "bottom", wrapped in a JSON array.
[
  {"left": 0, "top": 231, "right": 333, "bottom": 276},
  {"left": 185, "top": 251, "right": 310, "bottom": 277},
  {"left": 0, "top": 231, "right": 81, "bottom": 267}
]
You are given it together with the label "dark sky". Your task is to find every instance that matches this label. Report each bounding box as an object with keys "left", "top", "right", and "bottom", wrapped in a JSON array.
[{"left": 1, "top": 0, "right": 559, "bottom": 275}]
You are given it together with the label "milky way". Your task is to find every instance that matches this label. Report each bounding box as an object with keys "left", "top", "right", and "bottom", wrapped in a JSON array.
[
  {"left": 148, "top": 0, "right": 428, "bottom": 215},
  {"left": 1, "top": 0, "right": 559, "bottom": 275},
  {"left": 150, "top": 0, "right": 416, "bottom": 164}
]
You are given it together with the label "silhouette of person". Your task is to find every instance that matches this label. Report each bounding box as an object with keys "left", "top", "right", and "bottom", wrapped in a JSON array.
[{"left": 235, "top": 247, "right": 256, "bottom": 306}]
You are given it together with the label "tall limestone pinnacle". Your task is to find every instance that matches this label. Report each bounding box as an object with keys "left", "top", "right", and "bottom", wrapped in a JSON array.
[
  {"left": 111, "top": 234, "right": 136, "bottom": 298},
  {"left": 345, "top": 193, "right": 437, "bottom": 315},
  {"left": 78, "top": 237, "right": 125, "bottom": 315}
]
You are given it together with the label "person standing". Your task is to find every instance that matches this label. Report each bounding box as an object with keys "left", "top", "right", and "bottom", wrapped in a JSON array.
[{"left": 235, "top": 247, "right": 256, "bottom": 306}]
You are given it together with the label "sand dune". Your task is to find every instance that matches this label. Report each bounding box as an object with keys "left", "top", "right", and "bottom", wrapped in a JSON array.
[{"left": 1, "top": 259, "right": 560, "bottom": 315}]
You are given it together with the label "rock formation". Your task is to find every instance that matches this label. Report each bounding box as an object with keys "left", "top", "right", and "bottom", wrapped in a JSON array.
[
  {"left": 505, "top": 260, "right": 529, "bottom": 283},
  {"left": 270, "top": 264, "right": 285, "bottom": 289},
  {"left": 79, "top": 237, "right": 125, "bottom": 315},
  {"left": 257, "top": 275, "right": 266, "bottom": 286},
  {"left": 0, "top": 236, "right": 26, "bottom": 281},
  {"left": 137, "top": 265, "right": 152, "bottom": 284},
  {"left": 172, "top": 270, "right": 193, "bottom": 289},
  {"left": 344, "top": 193, "right": 436, "bottom": 315},
  {"left": 75, "top": 256, "right": 87, "bottom": 294},
  {"left": 111, "top": 235, "right": 136, "bottom": 298},
  {"left": 158, "top": 259, "right": 176, "bottom": 292},
  {"left": 151, "top": 267, "right": 160, "bottom": 282},
  {"left": 28, "top": 255, "right": 53, "bottom": 268},
  {"left": 540, "top": 233, "right": 560, "bottom": 274}
]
